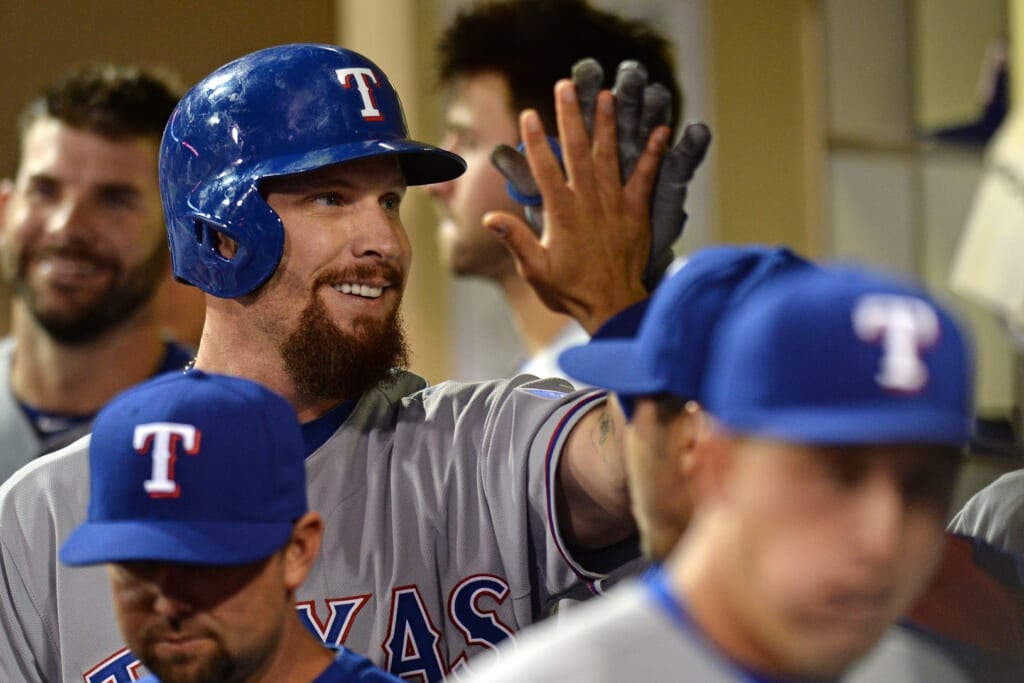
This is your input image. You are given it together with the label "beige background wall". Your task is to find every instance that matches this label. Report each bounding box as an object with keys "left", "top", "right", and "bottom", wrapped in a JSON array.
[
  {"left": 0, "top": 1, "right": 336, "bottom": 179},
  {"left": 0, "top": 1, "right": 1018, "bottom": 420},
  {"left": 0, "top": 0, "right": 337, "bottom": 347}
]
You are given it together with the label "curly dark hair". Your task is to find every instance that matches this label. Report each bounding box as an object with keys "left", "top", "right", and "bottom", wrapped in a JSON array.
[
  {"left": 438, "top": 0, "right": 682, "bottom": 133},
  {"left": 18, "top": 62, "right": 183, "bottom": 142}
]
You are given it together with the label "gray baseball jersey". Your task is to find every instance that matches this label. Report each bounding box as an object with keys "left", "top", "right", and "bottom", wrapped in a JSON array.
[
  {"left": 456, "top": 577, "right": 971, "bottom": 683},
  {"left": 0, "top": 336, "right": 89, "bottom": 482},
  {"left": 948, "top": 469, "right": 1024, "bottom": 557},
  {"left": 0, "top": 371, "right": 615, "bottom": 682},
  {"left": 0, "top": 336, "right": 195, "bottom": 484}
]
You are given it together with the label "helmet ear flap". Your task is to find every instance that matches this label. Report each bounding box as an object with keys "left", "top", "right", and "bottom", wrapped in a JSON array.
[
  {"left": 172, "top": 184, "right": 285, "bottom": 298},
  {"left": 193, "top": 221, "right": 240, "bottom": 262},
  {"left": 193, "top": 221, "right": 230, "bottom": 259}
]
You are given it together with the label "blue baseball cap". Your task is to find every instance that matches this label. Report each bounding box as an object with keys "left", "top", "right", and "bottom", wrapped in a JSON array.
[
  {"left": 60, "top": 369, "right": 307, "bottom": 567},
  {"left": 559, "top": 245, "right": 814, "bottom": 401},
  {"left": 705, "top": 265, "right": 973, "bottom": 446}
]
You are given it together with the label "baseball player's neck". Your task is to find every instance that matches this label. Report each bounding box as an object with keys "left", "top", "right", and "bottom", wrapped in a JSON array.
[
  {"left": 194, "top": 312, "right": 354, "bottom": 423},
  {"left": 10, "top": 299, "right": 167, "bottom": 414},
  {"left": 244, "top": 618, "right": 336, "bottom": 683},
  {"left": 500, "top": 275, "right": 578, "bottom": 355},
  {"left": 668, "top": 524, "right": 795, "bottom": 680}
]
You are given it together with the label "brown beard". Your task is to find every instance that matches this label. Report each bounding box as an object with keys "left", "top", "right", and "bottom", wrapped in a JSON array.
[
  {"left": 12, "top": 237, "right": 167, "bottom": 346},
  {"left": 279, "top": 278, "right": 409, "bottom": 402},
  {"left": 143, "top": 648, "right": 235, "bottom": 683}
]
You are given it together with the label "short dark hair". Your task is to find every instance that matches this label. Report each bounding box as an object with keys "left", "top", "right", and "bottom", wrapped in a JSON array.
[
  {"left": 18, "top": 63, "right": 183, "bottom": 143},
  {"left": 655, "top": 394, "right": 691, "bottom": 424},
  {"left": 438, "top": 0, "right": 682, "bottom": 134}
]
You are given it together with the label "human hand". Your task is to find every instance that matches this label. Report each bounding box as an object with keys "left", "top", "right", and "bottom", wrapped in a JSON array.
[
  {"left": 483, "top": 80, "right": 669, "bottom": 333},
  {"left": 490, "top": 59, "right": 710, "bottom": 290},
  {"left": 491, "top": 59, "right": 650, "bottom": 234}
]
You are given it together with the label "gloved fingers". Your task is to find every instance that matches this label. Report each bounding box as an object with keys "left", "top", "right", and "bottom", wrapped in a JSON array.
[
  {"left": 612, "top": 60, "right": 648, "bottom": 182},
  {"left": 571, "top": 58, "right": 604, "bottom": 137},
  {"left": 639, "top": 83, "right": 672, "bottom": 142},
  {"left": 492, "top": 143, "right": 544, "bottom": 236},
  {"left": 671, "top": 122, "right": 712, "bottom": 183},
  {"left": 645, "top": 122, "right": 713, "bottom": 288},
  {"left": 493, "top": 137, "right": 566, "bottom": 237},
  {"left": 650, "top": 123, "right": 712, "bottom": 233},
  {"left": 491, "top": 144, "right": 540, "bottom": 204},
  {"left": 641, "top": 250, "right": 676, "bottom": 291}
]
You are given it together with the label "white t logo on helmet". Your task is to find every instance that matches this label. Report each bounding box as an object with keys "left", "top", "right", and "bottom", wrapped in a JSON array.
[
  {"left": 335, "top": 67, "right": 384, "bottom": 121},
  {"left": 853, "top": 294, "right": 939, "bottom": 392},
  {"left": 134, "top": 422, "right": 201, "bottom": 498}
]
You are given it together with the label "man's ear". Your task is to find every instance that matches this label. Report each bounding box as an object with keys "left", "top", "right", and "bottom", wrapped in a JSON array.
[
  {"left": 282, "top": 511, "right": 323, "bottom": 592},
  {"left": 676, "top": 401, "right": 704, "bottom": 479},
  {"left": 688, "top": 422, "right": 735, "bottom": 506},
  {"left": 211, "top": 228, "right": 239, "bottom": 259}
]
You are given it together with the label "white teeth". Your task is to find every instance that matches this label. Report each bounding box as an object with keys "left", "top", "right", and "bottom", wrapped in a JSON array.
[
  {"left": 38, "top": 257, "right": 101, "bottom": 277},
  {"left": 333, "top": 283, "right": 383, "bottom": 298}
]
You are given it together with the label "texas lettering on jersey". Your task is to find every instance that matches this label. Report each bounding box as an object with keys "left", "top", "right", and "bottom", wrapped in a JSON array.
[{"left": 84, "top": 574, "right": 515, "bottom": 683}]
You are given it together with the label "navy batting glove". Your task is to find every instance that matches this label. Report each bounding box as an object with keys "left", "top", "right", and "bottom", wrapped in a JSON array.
[
  {"left": 643, "top": 122, "right": 712, "bottom": 291},
  {"left": 490, "top": 137, "right": 562, "bottom": 236}
]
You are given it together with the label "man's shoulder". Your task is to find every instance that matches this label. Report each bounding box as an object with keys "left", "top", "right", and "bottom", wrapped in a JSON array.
[
  {"left": 412, "top": 373, "right": 586, "bottom": 406},
  {"left": 461, "top": 582, "right": 682, "bottom": 681},
  {"left": 844, "top": 625, "right": 972, "bottom": 682},
  {"left": 323, "top": 647, "right": 402, "bottom": 682},
  {"left": 950, "top": 468, "right": 1024, "bottom": 554},
  {"left": 0, "top": 435, "right": 90, "bottom": 521},
  {"left": 972, "top": 468, "right": 1024, "bottom": 500}
]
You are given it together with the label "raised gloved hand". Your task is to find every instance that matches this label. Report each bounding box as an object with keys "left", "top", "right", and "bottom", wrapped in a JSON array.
[
  {"left": 491, "top": 58, "right": 711, "bottom": 290},
  {"left": 644, "top": 122, "right": 710, "bottom": 289}
]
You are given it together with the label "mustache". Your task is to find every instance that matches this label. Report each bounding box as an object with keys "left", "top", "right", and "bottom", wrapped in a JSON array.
[
  {"left": 22, "top": 242, "right": 118, "bottom": 272},
  {"left": 140, "top": 620, "right": 215, "bottom": 645},
  {"left": 313, "top": 262, "right": 403, "bottom": 289}
]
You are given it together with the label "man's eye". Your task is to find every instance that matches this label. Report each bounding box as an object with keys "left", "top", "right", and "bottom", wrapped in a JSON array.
[
  {"left": 313, "top": 193, "right": 343, "bottom": 206},
  {"left": 100, "top": 190, "right": 140, "bottom": 210},
  {"left": 26, "top": 180, "right": 59, "bottom": 200},
  {"left": 381, "top": 194, "right": 402, "bottom": 211},
  {"left": 450, "top": 130, "right": 477, "bottom": 153}
]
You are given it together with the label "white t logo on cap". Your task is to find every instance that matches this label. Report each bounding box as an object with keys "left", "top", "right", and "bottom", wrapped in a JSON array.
[
  {"left": 335, "top": 67, "right": 384, "bottom": 121},
  {"left": 134, "top": 422, "right": 201, "bottom": 498},
  {"left": 853, "top": 295, "right": 939, "bottom": 392}
]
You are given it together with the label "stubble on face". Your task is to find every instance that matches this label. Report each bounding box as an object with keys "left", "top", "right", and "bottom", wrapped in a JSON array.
[
  {"left": 9, "top": 236, "right": 167, "bottom": 345},
  {"left": 140, "top": 642, "right": 235, "bottom": 683},
  {"left": 279, "top": 267, "right": 410, "bottom": 402},
  {"left": 433, "top": 75, "right": 522, "bottom": 281}
]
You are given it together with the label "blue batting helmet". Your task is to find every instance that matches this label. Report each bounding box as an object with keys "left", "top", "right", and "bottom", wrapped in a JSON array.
[{"left": 159, "top": 43, "right": 466, "bottom": 298}]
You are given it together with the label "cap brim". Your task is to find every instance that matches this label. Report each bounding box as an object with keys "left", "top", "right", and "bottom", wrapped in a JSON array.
[
  {"left": 559, "top": 339, "right": 669, "bottom": 396},
  {"left": 394, "top": 140, "right": 467, "bottom": 186},
  {"left": 60, "top": 520, "right": 294, "bottom": 567},
  {"left": 718, "top": 406, "right": 970, "bottom": 447},
  {"left": 261, "top": 138, "right": 466, "bottom": 187}
]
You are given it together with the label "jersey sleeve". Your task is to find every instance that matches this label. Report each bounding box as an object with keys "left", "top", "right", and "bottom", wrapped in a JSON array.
[
  {"left": 0, "top": 448, "right": 78, "bottom": 683},
  {"left": 0, "top": 436, "right": 127, "bottom": 683},
  {"left": 475, "top": 376, "right": 628, "bottom": 606},
  {"left": 948, "top": 469, "right": 1024, "bottom": 557},
  {"left": 0, "top": 543, "right": 49, "bottom": 682}
]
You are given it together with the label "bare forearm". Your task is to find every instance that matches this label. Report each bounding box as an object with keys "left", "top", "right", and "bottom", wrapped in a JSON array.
[{"left": 557, "top": 398, "right": 635, "bottom": 550}]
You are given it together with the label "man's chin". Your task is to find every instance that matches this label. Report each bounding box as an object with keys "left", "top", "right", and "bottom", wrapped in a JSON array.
[{"left": 281, "top": 296, "right": 409, "bottom": 401}]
